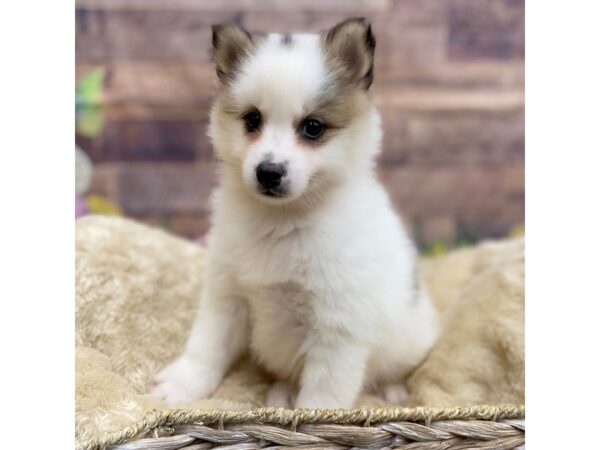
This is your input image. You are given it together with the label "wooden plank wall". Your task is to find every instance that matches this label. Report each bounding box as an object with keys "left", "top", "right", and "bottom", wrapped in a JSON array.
[{"left": 76, "top": 0, "right": 524, "bottom": 247}]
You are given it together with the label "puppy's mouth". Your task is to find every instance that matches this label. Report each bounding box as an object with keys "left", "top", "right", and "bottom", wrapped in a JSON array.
[
  {"left": 253, "top": 178, "right": 294, "bottom": 202},
  {"left": 258, "top": 186, "right": 288, "bottom": 199}
]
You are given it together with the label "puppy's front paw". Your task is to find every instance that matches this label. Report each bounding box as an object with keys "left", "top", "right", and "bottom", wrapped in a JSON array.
[
  {"left": 266, "top": 381, "right": 296, "bottom": 408},
  {"left": 151, "top": 354, "right": 220, "bottom": 406},
  {"left": 382, "top": 383, "right": 409, "bottom": 406}
]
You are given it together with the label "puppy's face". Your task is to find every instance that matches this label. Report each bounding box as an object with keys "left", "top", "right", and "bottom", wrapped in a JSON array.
[{"left": 209, "top": 19, "right": 379, "bottom": 205}]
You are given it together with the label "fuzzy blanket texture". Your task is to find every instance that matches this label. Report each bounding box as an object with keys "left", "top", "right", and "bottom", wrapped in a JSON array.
[{"left": 75, "top": 216, "right": 524, "bottom": 442}]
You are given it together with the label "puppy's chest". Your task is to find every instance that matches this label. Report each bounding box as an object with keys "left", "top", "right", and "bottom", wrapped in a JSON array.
[
  {"left": 247, "top": 281, "right": 315, "bottom": 324},
  {"left": 245, "top": 282, "right": 316, "bottom": 379},
  {"left": 228, "top": 226, "right": 316, "bottom": 287}
]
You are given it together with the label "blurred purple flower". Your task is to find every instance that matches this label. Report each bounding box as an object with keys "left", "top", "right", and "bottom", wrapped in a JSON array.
[{"left": 76, "top": 195, "right": 88, "bottom": 219}]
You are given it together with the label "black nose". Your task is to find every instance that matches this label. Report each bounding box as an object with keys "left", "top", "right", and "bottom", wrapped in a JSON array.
[{"left": 256, "top": 162, "right": 286, "bottom": 189}]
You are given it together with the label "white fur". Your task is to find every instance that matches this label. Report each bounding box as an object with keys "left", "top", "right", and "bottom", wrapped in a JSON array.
[{"left": 152, "top": 32, "right": 439, "bottom": 408}]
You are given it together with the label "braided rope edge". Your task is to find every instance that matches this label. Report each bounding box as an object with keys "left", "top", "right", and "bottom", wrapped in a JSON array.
[{"left": 77, "top": 404, "right": 525, "bottom": 450}]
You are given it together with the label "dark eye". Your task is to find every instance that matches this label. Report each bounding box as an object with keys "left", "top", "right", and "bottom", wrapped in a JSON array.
[
  {"left": 243, "top": 110, "right": 262, "bottom": 132},
  {"left": 300, "top": 118, "right": 325, "bottom": 140}
]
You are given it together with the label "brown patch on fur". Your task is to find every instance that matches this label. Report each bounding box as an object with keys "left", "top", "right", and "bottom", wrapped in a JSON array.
[
  {"left": 292, "top": 18, "right": 375, "bottom": 149},
  {"left": 280, "top": 34, "right": 293, "bottom": 47},
  {"left": 212, "top": 24, "right": 255, "bottom": 83},
  {"left": 321, "top": 18, "right": 376, "bottom": 90},
  {"left": 411, "top": 262, "right": 422, "bottom": 305},
  {"left": 297, "top": 86, "right": 370, "bottom": 148},
  {"left": 212, "top": 95, "right": 263, "bottom": 146},
  {"left": 215, "top": 89, "right": 245, "bottom": 117}
]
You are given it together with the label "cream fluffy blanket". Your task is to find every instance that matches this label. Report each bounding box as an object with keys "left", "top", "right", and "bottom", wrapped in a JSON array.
[{"left": 75, "top": 216, "right": 524, "bottom": 442}]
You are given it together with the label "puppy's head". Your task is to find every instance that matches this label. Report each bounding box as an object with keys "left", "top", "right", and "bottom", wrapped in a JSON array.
[{"left": 209, "top": 18, "right": 381, "bottom": 205}]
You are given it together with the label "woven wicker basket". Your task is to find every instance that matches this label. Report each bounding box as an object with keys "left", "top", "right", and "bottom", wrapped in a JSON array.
[{"left": 77, "top": 405, "right": 525, "bottom": 450}]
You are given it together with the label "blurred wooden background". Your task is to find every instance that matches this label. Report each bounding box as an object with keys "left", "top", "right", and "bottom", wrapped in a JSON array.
[{"left": 75, "top": 0, "right": 524, "bottom": 248}]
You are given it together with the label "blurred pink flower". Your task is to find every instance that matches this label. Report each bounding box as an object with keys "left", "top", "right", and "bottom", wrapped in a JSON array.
[{"left": 196, "top": 233, "right": 209, "bottom": 247}]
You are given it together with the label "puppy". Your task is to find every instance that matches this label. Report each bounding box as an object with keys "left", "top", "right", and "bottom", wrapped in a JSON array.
[{"left": 152, "top": 18, "right": 439, "bottom": 409}]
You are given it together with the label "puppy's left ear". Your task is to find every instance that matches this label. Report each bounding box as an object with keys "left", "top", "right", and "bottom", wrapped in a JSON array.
[
  {"left": 323, "top": 18, "right": 376, "bottom": 89},
  {"left": 212, "top": 24, "right": 254, "bottom": 82}
]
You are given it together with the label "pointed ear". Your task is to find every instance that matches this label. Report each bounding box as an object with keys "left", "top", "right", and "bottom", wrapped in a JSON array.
[
  {"left": 212, "top": 24, "right": 254, "bottom": 82},
  {"left": 322, "top": 18, "right": 376, "bottom": 89}
]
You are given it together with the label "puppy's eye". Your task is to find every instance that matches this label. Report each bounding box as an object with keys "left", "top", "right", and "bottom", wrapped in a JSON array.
[
  {"left": 243, "top": 110, "right": 262, "bottom": 132},
  {"left": 300, "top": 118, "right": 325, "bottom": 140}
]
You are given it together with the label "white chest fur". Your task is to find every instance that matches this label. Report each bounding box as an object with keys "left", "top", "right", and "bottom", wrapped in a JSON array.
[
  {"left": 205, "top": 178, "right": 439, "bottom": 388},
  {"left": 245, "top": 281, "right": 314, "bottom": 379}
]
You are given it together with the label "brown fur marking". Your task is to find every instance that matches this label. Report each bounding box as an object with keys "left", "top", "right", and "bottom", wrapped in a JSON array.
[
  {"left": 212, "top": 24, "right": 255, "bottom": 83},
  {"left": 281, "top": 34, "right": 293, "bottom": 47},
  {"left": 321, "top": 17, "right": 376, "bottom": 90},
  {"left": 297, "top": 88, "right": 370, "bottom": 148}
]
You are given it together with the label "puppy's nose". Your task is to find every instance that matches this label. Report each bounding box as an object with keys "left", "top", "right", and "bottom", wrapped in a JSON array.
[{"left": 256, "top": 162, "right": 286, "bottom": 189}]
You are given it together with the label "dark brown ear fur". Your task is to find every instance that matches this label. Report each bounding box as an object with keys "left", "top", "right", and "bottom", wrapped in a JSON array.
[
  {"left": 212, "top": 24, "right": 254, "bottom": 82},
  {"left": 322, "top": 18, "right": 376, "bottom": 89}
]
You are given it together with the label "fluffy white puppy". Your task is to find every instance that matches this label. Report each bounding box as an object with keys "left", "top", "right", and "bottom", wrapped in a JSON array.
[{"left": 152, "top": 18, "right": 439, "bottom": 409}]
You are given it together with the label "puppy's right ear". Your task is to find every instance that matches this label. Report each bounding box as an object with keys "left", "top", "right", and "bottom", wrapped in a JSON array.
[{"left": 212, "top": 24, "right": 254, "bottom": 82}]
